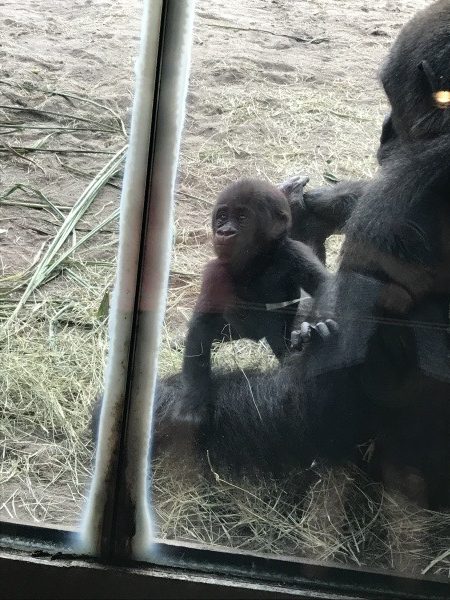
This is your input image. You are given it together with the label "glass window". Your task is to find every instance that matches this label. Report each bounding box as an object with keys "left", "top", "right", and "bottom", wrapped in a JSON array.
[
  {"left": 147, "top": 0, "right": 450, "bottom": 587},
  {"left": 0, "top": 0, "right": 142, "bottom": 529},
  {"left": 1, "top": 1, "right": 450, "bottom": 599}
]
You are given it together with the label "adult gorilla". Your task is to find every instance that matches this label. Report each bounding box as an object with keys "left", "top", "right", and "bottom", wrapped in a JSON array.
[
  {"left": 301, "top": 0, "right": 450, "bottom": 509},
  {"left": 154, "top": 0, "right": 450, "bottom": 509}
]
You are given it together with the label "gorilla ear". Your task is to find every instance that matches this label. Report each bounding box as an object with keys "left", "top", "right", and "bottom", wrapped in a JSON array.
[
  {"left": 270, "top": 210, "right": 291, "bottom": 239},
  {"left": 418, "top": 59, "right": 438, "bottom": 92}
]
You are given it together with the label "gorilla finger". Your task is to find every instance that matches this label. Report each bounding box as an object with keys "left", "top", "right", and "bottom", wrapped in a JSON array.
[
  {"left": 291, "top": 174, "right": 310, "bottom": 189},
  {"left": 313, "top": 321, "right": 331, "bottom": 340},
  {"left": 279, "top": 175, "right": 310, "bottom": 197},
  {"left": 325, "top": 319, "right": 339, "bottom": 335},
  {"left": 290, "top": 330, "right": 303, "bottom": 350},
  {"left": 299, "top": 321, "right": 313, "bottom": 343}
]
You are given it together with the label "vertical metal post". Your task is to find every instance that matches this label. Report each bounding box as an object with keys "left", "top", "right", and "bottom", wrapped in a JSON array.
[
  {"left": 81, "top": 0, "right": 195, "bottom": 561},
  {"left": 81, "top": 0, "right": 164, "bottom": 558}
]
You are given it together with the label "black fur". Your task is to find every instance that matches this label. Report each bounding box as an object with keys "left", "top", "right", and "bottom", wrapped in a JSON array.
[
  {"left": 293, "top": 1, "right": 450, "bottom": 508},
  {"left": 154, "top": 361, "right": 315, "bottom": 477}
]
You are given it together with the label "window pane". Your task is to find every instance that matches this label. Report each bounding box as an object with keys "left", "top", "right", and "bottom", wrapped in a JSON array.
[
  {"left": 0, "top": 0, "right": 142, "bottom": 528},
  {"left": 149, "top": 0, "right": 450, "bottom": 584}
]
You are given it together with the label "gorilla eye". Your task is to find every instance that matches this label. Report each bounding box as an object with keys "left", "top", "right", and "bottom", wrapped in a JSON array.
[
  {"left": 236, "top": 209, "right": 248, "bottom": 223},
  {"left": 216, "top": 209, "right": 227, "bottom": 223}
]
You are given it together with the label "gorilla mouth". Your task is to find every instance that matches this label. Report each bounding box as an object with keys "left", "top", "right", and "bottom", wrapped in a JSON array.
[{"left": 214, "top": 236, "right": 236, "bottom": 247}]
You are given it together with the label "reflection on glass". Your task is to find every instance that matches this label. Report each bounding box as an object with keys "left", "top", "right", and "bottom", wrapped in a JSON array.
[
  {"left": 0, "top": 0, "right": 142, "bottom": 527},
  {"left": 151, "top": 0, "right": 450, "bottom": 582}
]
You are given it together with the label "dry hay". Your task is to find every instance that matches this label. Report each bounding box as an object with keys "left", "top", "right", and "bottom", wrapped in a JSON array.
[
  {"left": 0, "top": 272, "right": 108, "bottom": 523},
  {"left": 152, "top": 457, "right": 450, "bottom": 578}
]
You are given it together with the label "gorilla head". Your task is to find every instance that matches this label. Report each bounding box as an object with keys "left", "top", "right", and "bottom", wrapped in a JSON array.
[{"left": 381, "top": 0, "right": 450, "bottom": 139}]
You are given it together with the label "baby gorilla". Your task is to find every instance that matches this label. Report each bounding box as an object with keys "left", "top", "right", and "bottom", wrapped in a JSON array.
[{"left": 179, "top": 178, "right": 329, "bottom": 429}]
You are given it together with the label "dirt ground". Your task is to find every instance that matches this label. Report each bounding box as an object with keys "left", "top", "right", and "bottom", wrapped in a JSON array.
[{"left": 3, "top": 0, "right": 447, "bottom": 578}]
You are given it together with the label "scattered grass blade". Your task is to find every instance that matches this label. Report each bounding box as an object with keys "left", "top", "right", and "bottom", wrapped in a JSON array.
[
  {"left": 8, "top": 144, "right": 127, "bottom": 321},
  {"left": 0, "top": 184, "right": 66, "bottom": 220}
]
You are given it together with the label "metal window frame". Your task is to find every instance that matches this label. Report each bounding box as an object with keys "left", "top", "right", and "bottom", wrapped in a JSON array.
[
  {"left": 0, "top": 1, "right": 450, "bottom": 598},
  {"left": 1, "top": 521, "right": 450, "bottom": 598}
]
